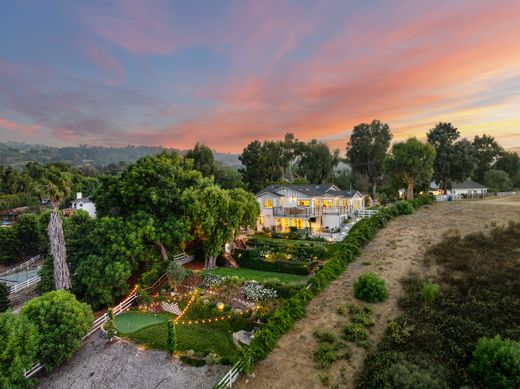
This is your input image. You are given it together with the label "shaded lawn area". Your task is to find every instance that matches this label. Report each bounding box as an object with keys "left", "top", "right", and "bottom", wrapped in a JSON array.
[
  {"left": 114, "top": 312, "right": 170, "bottom": 335},
  {"left": 201, "top": 267, "right": 308, "bottom": 284}
]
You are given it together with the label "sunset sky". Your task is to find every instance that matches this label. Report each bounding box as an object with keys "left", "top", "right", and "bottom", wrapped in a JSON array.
[{"left": 1, "top": 0, "right": 519, "bottom": 153}]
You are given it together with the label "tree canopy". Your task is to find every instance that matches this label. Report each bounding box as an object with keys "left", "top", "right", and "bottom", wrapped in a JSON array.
[
  {"left": 427, "top": 122, "right": 475, "bottom": 191},
  {"left": 472, "top": 134, "right": 504, "bottom": 183},
  {"left": 346, "top": 120, "right": 392, "bottom": 198},
  {"left": 385, "top": 138, "right": 436, "bottom": 199}
]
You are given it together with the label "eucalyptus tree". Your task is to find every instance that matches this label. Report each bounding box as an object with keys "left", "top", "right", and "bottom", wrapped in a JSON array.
[
  {"left": 346, "top": 120, "right": 393, "bottom": 198},
  {"left": 37, "top": 166, "right": 72, "bottom": 290}
]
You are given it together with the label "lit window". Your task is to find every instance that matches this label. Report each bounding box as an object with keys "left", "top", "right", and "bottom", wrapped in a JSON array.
[
  {"left": 297, "top": 200, "right": 310, "bottom": 206},
  {"left": 263, "top": 199, "right": 272, "bottom": 208}
]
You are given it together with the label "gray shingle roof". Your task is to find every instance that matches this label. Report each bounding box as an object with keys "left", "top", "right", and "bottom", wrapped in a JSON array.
[
  {"left": 451, "top": 179, "right": 487, "bottom": 190},
  {"left": 256, "top": 184, "right": 360, "bottom": 197}
]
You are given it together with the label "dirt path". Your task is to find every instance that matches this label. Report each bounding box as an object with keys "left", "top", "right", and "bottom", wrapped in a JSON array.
[{"left": 237, "top": 197, "right": 520, "bottom": 389}]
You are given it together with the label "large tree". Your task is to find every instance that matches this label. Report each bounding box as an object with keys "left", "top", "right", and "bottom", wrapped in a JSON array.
[
  {"left": 37, "top": 166, "right": 72, "bottom": 290},
  {"left": 93, "top": 152, "right": 211, "bottom": 261},
  {"left": 484, "top": 170, "right": 512, "bottom": 192},
  {"left": 385, "top": 138, "right": 436, "bottom": 199},
  {"left": 185, "top": 143, "right": 217, "bottom": 177},
  {"left": 472, "top": 134, "right": 504, "bottom": 183},
  {"left": 296, "top": 140, "right": 340, "bottom": 184},
  {"left": 346, "top": 120, "right": 392, "bottom": 198},
  {"left": 495, "top": 151, "right": 520, "bottom": 187},
  {"left": 427, "top": 122, "right": 475, "bottom": 192}
]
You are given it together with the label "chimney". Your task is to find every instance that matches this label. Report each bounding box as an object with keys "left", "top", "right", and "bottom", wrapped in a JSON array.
[{"left": 76, "top": 192, "right": 82, "bottom": 200}]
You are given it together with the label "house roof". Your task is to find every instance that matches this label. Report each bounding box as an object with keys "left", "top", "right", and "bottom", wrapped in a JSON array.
[
  {"left": 451, "top": 179, "right": 488, "bottom": 190},
  {"left": 72, "top": 197, "right": 93, "bottom": 204},
  {"left": 256, "top": 184, "right": 360, "bottom": 198}
]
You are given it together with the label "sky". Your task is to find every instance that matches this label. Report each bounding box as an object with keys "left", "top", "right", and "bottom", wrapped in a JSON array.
[{"left": 1, "top": 0, "right": 519, "bottom": 153}]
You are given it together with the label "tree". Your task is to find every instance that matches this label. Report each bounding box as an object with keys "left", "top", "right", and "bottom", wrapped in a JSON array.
[
  {"left": 0, "top": 282, "right": 10, "bottom": 312},
  {"left": 36, "top": 166, "right": 72, "bottom": 290},
  {"left": 239, "top": 140, "right": 269, "bottom": 192},
  {"left": 346, "top": 120, "right": 392, "bottom": 197},
  {"left": 427, "top": 122, "right": 475, "bottom": 192},
  {"left": 495, "top": 151, "right": 520, "bottom": 187},
  {"left": 166, "top": 260, "right": 188, "bottom": 291},
  {"left": 0, "top": 311, "right": 39, "bottom": 388},
  {"left": 484, "top": 170, "right": 512, "bottom": 192},
  {"left": 93, "top": 152, "right": 211, "bottom": 261},
  {"left": 21, "top": 290, "right": 93, "bottom": 369},
  {"left": 15, "top": 213, "right": 45, "bottom": 259},
  {"left": 296, "top": 140, "right": 340, "bottom": 184},
  {"left": 472, "top": 134, "right": 504, "bottom": 183},
  {"left": 385, "top": 138, "right": 436, "bottom": 199},
  {"left": 214, "top": 165, "right": 245, "bottom": 189},
  {"left": 185, "top": 143, "right": 217, "bottom": 177}
]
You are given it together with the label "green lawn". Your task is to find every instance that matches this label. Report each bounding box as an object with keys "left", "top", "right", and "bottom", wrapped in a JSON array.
[
  {"left": 201, "top": 267, "right": 308, "bottom": 284},
  {"left": 114, "top": 311, "right": 170, "bottom": 335}
]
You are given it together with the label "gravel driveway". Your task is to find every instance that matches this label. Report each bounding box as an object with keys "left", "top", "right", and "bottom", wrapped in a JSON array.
[{"left": 37, "top": 331, "right": 228, "bottom": 389}]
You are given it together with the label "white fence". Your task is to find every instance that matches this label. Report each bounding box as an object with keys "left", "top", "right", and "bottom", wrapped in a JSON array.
[
  {"left": 214, "top": 360, "right": 244, "bottom": 388},
  {"left": 10, "top": 275, "right": 41, "bottom": 295},
  {"left": 0, "top": 255, "right": 41, "bottom": 278},
  {"left": 23, "top": 253, "right": 190, "bottom": 379}
]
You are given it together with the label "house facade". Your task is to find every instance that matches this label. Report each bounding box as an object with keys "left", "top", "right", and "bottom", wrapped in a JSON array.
[
  {"left": 256, "top": 184, "right": 364, "bottom": 234},
  {"left": 447, "top": 179, "right": 488, "bottom": 198},
  {"left": 70, "top": 192, "right": 97, "bottom": 218}
]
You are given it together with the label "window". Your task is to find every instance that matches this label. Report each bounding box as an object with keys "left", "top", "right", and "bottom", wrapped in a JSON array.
[
  {"left": 263, "top": 199, "right": 272, "bottom": 208},
  {"left": 297, "top": 199, "right": 310, "bottom": 207}
]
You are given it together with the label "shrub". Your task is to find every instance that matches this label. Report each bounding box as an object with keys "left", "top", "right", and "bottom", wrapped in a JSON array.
[
  {"left": 313, "top": 341, "right": 352, "bottom": 369},
  {"left": 396, "top": 201, "right": 414, "bottom": 215},
  {"left": 352, "top": 313, "right": 375, "bottom": 328},
  {"left": 469, "top": 335, "right": 520, "bottom": 389},
  {"left": 313, "top": 330, "right": 337, "bottom": 344},
  {"left": 21, "top": 290, "right": 93, "bottom": 369},
  {"left": 241, "top": 280, "right": 278, "bottom": 302},
  {"left": 167, "top": 260, "right": 189, "bottom": 290},
  {"left": 420, "top": 281, "right": 440, "bottom": 304},
  {"left": 0, "top": 282, "right": 10, "bottom": 313},
  {"left": 384, "top": 360, "right": 448, "bottom": 389},
  {"left": 201, "top": 273, "right": 224, "bottom": 288},
  {"left": 342, "top": 323, "right": 369, "bottom": 346},
  {"left": 0, "top": 311, "right": 39, "bottom": 388},
  {"left": 354, "top": 272, "right": 389, "bottom": 302}
]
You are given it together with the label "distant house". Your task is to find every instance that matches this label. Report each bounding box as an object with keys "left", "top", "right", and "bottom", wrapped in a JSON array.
[
  {"left": 70, "top": 192, "right": 97, "bottom": 218},
  {"left": 447, "top": 179, "right": 488, "bottom": 197},
  {"left": 255, "top": 183, "right": 364, "bottom": 235}
]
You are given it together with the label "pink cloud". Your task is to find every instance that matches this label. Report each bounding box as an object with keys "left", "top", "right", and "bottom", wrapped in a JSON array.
[
  {"left": 85, "top": 44, "right": 124, "bottom": 79},
  {"left": 0, "top": 117, "right": 42, "bottom": 135}
]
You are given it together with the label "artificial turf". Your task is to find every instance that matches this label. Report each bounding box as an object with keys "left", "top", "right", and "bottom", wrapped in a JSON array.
[
  {"left": 200, "top": 267, "right": 308, "bottom": 285},
  {"left": 114, "top": 311, "right": 170, "bottom": 335}
]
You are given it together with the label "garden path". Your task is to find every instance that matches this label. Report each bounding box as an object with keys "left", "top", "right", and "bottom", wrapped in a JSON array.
[{"left": 236, "top": 196, "right": 520, "bottom": 388}]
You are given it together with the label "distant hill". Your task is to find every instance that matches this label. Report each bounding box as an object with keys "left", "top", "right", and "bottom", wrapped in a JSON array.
[{"left": 0, "top": 142, "right": 241, "bottom": 168}]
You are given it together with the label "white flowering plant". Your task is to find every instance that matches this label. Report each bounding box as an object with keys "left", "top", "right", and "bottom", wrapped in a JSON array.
[{"left": 241, "top": 280, "right": 278, "bottom": 302}]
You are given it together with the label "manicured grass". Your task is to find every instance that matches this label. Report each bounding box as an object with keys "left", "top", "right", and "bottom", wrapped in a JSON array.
[
  {"left": 114, "top": 311, "right": 170, "bottom": 335},
  {"left": 201, "top": 267, "right": 308, "bottom": 285},
  {"left": 127, "top": 319, "right": 254, "bottom": 360}
]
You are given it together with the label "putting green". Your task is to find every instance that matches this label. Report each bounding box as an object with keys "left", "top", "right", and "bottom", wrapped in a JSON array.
[{"left": 115, "top": 311, "right": 171, "bottom": 335}]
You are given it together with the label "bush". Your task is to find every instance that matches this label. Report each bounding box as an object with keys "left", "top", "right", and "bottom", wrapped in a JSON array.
[
  {"left": 313, "top": 341, "right": 352, "bottom": 369},
  {"left": 354, "top": 272, "right": 389, "bottom": 302},
  {"left": 241, "top": 280, "right": 278, "bottom": 302},
  {"left": 21, "top": 290, "right": 93, "bottom": 369},
  {"left": 396, "top": 201, "right": 414, "bottom": 215},
  {"left": 313, "top": 330, "right": 337, "bottom": 344},
  {"left": 0, "top": 311, "right": 39, "bottom": 388},
  {"left": 384, "top": 360, "right": 448, "bottom": 389},
  {"left": 420, "top": 281, "right": 440, "bottom": 303},
  {"left": 469, "top": 335, "right": 520, "bottom": 389},
  {"left": 342, "top": 323, "right": 369, "bottom": 346},
  {"left": 0, "top": 282, "right": 10, "bottom": 313},
  {"left": 235, "top": 249, "right": 311, "bottom": 275}
]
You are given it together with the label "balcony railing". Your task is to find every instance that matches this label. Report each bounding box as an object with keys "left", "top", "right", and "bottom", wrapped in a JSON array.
[{"left": 273, "top": 206, "right": 351, "bottom": 217}]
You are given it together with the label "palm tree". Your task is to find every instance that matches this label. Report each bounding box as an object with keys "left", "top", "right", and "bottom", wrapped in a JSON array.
[{"left": 37, "top": 167, "right": 72, "bottom": 290}]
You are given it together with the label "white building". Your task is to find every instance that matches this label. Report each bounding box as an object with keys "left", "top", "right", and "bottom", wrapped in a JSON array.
[
  {"left": 256, "top": 184, "right": 365, "bottom": 234},
  {"left": 71, "top": 192, "right": 97, "bottom": 218},
  {"left": 447, "top": 179, "right": 488, "bottom": 198}
]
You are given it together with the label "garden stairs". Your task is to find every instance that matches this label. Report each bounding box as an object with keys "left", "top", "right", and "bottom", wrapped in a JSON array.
[{"left": 223, "top": 252, "right": 240, "bottom": 268}]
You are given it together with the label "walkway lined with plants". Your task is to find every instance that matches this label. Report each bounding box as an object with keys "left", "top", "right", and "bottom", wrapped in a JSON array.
[{"left": 236, "top": 197, "right": 520, "bottom": 388}]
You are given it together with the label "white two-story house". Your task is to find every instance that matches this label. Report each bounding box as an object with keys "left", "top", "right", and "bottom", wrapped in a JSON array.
[{"left": 256, "top": 184, "right": 365, "bottom": 234}]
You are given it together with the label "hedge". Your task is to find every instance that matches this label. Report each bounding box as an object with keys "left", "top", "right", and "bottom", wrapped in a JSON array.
[
  {"left": 238, "top": 195, "right": 434, "bottom": 373},
  {"left": 234, "top": 249, "right": 311, "bottom": 275}
]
